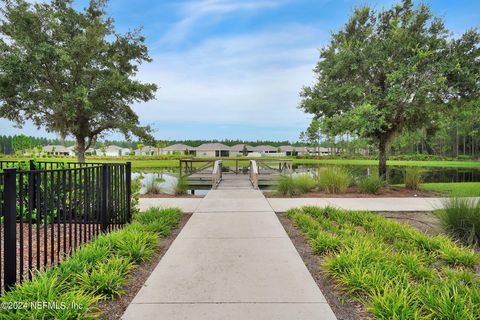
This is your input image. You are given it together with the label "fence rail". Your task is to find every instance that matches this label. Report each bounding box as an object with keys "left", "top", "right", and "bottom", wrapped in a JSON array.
[{"left": 0, "top": 160, "right": 131, "bottom": 292}]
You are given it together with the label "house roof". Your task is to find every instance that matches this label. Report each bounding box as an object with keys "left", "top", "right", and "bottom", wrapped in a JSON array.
[
  {"left": 163, "top": 143, "right": 192, "bottom": 151},
  {"left": 194, "top": 143, "right": 231, "bottom": 151},
  {"left": 230, "top": 144, "right": 253, "bottom": 151},
  {"left": 251, "top": 145, "right": 278, "bottom": 152}
]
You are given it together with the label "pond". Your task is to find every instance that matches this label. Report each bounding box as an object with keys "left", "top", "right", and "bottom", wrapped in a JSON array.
[{"left": 134, "top": 164, "right": 480, "bottom": 195}]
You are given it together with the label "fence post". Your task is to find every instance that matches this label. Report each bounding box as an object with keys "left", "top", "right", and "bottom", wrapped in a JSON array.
[
  {"left": 3, "top": 168, "right": 17, "bottom": 291},
  {"left": 29, "top": 160, "right": 37, "bottom": 210},
  {"left": 125, "top": 162, "right": 132, "bottom": 223},
  {"left": 101, "top": 164, "right": 109, "bottom": 232}
]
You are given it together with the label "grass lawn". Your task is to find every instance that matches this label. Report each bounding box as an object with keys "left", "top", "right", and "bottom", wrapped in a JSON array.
[
  {"left": 420, "top": 182, "right": 480, "bottom": 196},
  {"left": 3, "top": 156, "right": 480, "bottom": 169},
  {"left": 293, "top": 158, "right": 480, "bottom": 168},
  {"left": 288, "top": 206, "right": 479, "bottom": 319}
]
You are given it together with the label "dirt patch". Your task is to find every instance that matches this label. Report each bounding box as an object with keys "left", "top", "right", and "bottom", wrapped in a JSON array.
[
  {"left": 98, "top": 213, "right": 191, "bottom": 320},
  {"left": 278, "top": 213, "right": 370, "bottom": 320},
  {"left": 140, "top": 193, "right": 204, "bottom": 198},
  {"left": 266, "top": 186, "right": 443, "bottom": 198},
  {"left": 378, "top": 211, "right": 443, "bottom": 236}
]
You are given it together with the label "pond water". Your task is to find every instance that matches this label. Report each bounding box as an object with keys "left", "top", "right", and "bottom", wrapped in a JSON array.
[{"left": 134, "top": 164, "right": 480, "bottom": 195}]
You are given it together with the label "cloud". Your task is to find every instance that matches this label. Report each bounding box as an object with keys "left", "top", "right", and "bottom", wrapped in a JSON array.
[
  {"left": 132, "top": 23, "right": 327, "bottom": 140},
  {"left": 160, "top": 0, "right": 285, "bottom": 45}
]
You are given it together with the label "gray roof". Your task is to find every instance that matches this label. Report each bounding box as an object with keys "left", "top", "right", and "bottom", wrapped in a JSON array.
[
  {"left": 251, "top": 145, "right": 278, "bottom": 152},
  {"left": 163, "top": 143, "right": 192, "bottom": 151},
  {"left": 194, "top": 143, "right": 231, "bottom": 151},
  {"left": 230, "top": 144, "right": 253, "bottom": 151}
]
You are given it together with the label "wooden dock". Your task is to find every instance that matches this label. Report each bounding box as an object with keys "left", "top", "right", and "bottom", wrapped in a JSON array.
[{"left": 179, "top": 158, "right": 291, "bottom": 189}]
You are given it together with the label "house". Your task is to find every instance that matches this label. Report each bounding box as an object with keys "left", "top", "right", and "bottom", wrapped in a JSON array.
[
  {"left": 161, "top": 144, "right": 195, "bottom": 155},
  {"left": 279, "top": 145, "right": 309, "bottom": 156},
  {"left": 135, "top": 146, "right": 155, "bottom": 156},
  {"left": 66, "top": 145, "right": 97, "bottom": 156},
  {"left": 252, "top": 145, "right": 281, "bottom": 156},
  {"left": 308, "top": 147, "right": 332, "bottom": 156},
  {"left": 194, "top": 143, "right": 231, "bottom": 157},
  {"left": 229, "top": 144, "right": 254, "bottom": 156},
  {"left": 42, "top": 145, "right": 70, "bottom": 156},
  {"left": 100, "top": 145, "right": 130, "bottom": 156}
]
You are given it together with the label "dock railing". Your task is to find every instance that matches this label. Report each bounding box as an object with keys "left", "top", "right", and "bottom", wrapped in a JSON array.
[
  {"left": 212, "top": 160, "right": 223, "bottom": 189},
  {"left": 249, "top": 160, "right": 259, "bottom": 189}
]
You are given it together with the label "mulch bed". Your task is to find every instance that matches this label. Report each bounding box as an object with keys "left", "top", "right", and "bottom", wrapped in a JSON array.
[
  {"left": 140, "top": 194, "right": 204, "bottom": 198},
  {"left": 278, "top": 213, "right": 369, "bottom": 320},
  {"left": 98, "top": 213, "right": 192, "bottom": 319},
  {"left": 267, "top": 186, "right": 443, "bottom": 198},
  {"left": 1, "top": 223, "right": 104, "bottom": 292}
]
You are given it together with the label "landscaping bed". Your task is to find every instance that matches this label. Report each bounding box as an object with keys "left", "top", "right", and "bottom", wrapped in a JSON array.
[
  {"left": 267, "top": 186, "right": 442, "bottom": 198},
  {"left": 140, "top": 193, "right": 204, "bottom": 198},
  {"left": 0, "top": 207, "right": 186, "bottom": 319},
  {"left": 282, "top": 206, "right": 480, "bottom": 319},
  {"left": 99, "top": 212, "right": 191, "bottom": 319}
]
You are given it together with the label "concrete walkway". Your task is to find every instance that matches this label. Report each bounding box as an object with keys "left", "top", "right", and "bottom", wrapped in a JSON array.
[
  {"left": 123, "top": 186, "right": 337, "bottom": 319},
  {"left": 138, "top": 196, "right": 461, "bottom": 213}
]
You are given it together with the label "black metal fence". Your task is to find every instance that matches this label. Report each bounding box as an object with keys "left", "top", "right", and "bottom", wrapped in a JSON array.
[{"left": 0, "top": 160, "right": 131, "bottom": 292}]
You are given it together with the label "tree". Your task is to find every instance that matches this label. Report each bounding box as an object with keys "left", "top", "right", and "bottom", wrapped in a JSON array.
[
  {"left": 11, "top": 134, "right": 32, "bottom": 154},
  {"left": 300, "top": 0, "right": 454, "bottom": 178},
  {"left": 0, "top": 0, "right": 157, "bottom": 162},
  {"left": 242, "top": 145, "right": 248, "bottom": 156},
  {"left": 155, "top": 141, "right": 167, "bottom": 155},
  {"left": 300, "top": 119, "right": 323, "bottom": 155}
]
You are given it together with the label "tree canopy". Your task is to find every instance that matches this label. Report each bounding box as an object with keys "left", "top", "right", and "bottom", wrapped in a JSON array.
[
  {"left": 300, "top": 0, "right": 479, "bottom": 178},
  {"left": 0, "top": 0, "right": 157, "bottom": 162}
]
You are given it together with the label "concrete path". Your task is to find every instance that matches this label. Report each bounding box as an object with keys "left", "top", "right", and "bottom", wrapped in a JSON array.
[
  {"left": 138, "top": 196, "right": 465, "bottom": 213},
  {"left": 123, "top": 184, "right": 337, "bottom": 319}
]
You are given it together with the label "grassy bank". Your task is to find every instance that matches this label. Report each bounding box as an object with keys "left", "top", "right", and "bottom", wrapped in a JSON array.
[
  {"left": 0, "top": 207, "right": 182, "bottom": 319},
  {"left": 293, "top": 158, "right": 480, "bottom": 168},
  {"left": 288, "top": 206, "right": 479, "bottom": 319},
  {"left": 421, "top": 182, "right": 480, "bottom": 196}
]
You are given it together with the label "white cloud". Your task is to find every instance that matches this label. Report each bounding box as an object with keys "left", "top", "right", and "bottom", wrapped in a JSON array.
[
  {"left": 160, "top": 0, "right": 285, "bottom": 44},
  {"left": 133, "top": 23, "right": 327, "bottom": 136}
]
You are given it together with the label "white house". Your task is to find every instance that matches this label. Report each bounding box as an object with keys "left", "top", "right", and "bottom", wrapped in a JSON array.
[
  {"left": 194, "top": 143, "right": 231, "bottom": 157},
  {"left": 100, "top": 145, "right": 130, "bottom": 156},
  {"left": 42, "top": 145, "right": 70, "bottom": 156},
  {"left": 135, "top": 146, "right": 155, "bottom": 156},
  {"left": 161, "top": 144, "right": 195, "bottom": 155}
]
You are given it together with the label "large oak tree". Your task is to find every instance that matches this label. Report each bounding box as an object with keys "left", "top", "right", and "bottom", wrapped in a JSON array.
[
  {"left": 300, "top": 0, "right": 478, "bottom": 179},
  {"left": 0, "top": 0, "right": 157, "bottom": 162}
]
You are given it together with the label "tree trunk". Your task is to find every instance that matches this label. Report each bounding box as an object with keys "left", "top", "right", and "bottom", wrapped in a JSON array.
[
  {"left": 76, "top": 137, "right": 86, "bottom": 163},
  {"left": 378, "top": 140, "right": 388, "bottom": 180}
]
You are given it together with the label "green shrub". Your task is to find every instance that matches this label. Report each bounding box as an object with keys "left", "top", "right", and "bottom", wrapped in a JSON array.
[
  {"left": 175, "top": 176, "right": 189, "bottom": 195},
  {"left": 357, "top": 175, "right": 384, "bottom": 194},
  {"left": 276, "top": 174, "right": 316, "bottom": 196},
  {"left": 404, "top": 167, "right": 423, "bottom": 190},
  {"left": 310, "top": 232, "right": 340, "bottom": 254},
  {"left": 437, "top": 197, "right": 480, "bottom": 247},
  {"left": 145, "top": 177, "right": 165, "bottom": 194},
  {"left": 289, "top": 206, "right": 480, "bottom": 319},
  {"left": 317, "top": 167, "right": 350, "bottom": 193},
  {"left": 0, "top": 272, "right": 100, "bottom": 319},
  {"left": 109, "top": 229, "right": 159, "bottom": 263},
  {"left": 133, "top": 207, "right": 181, "bottom": 235},
  {"left": 78, "top": 256, "right": 132, "bottom": 298}
]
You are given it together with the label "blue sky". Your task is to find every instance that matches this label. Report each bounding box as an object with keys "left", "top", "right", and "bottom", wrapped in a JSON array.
[{"left": 1, "top": 0, "right": 479, "bottom": 142}]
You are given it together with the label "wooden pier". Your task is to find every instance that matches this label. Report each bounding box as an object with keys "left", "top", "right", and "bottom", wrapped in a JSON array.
[{"left": 179, "top": 158, "right": 292, "bottom": 189}]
